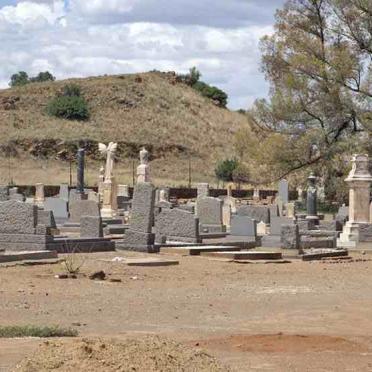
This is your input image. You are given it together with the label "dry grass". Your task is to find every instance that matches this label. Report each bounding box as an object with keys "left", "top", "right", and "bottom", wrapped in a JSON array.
[{"left": 0, "top": 72, "right": 250, "bottom": 185}]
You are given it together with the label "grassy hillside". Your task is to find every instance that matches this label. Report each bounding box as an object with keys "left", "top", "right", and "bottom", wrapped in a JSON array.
[{"left": 0, "top": 72, "right": 250, "bottom": 186}]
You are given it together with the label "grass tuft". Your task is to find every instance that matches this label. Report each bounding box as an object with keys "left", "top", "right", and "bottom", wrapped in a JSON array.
[{"left": 0, "top": 325, "right": 78, "bottom": 338}]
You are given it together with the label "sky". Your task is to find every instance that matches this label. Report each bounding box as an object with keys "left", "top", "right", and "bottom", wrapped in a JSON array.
[{"left": 0, "top": 0, "right": 286, "bottom": 109}]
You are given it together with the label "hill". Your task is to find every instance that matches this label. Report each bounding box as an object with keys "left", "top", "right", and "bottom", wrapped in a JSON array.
[{"left": 0, "top": 72, "right": 250, "bottom": 186}]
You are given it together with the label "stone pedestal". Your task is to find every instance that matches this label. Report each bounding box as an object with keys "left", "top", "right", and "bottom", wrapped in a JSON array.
[
  {"left": 34, "top": 183, "right": 45, "bottom": 206},
  {"left": 338, "top": 154, "right": 372, "bottom": 248},
  {"left": 100, "top": 178, "right": 118, "bottom": 218}
]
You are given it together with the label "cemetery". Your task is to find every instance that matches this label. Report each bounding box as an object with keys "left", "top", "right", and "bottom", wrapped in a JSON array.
[{"left": 2, "top": 0, "right": 372, "bottom": 371}]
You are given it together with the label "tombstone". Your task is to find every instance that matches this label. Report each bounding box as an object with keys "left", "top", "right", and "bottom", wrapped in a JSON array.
[
  {"left": 59, "top": 183, "right": 69, "bottom": 202},
  {"left": 0, "top": 186, "right": 9, "bottom": 202},
  {"left": 9, "top": 187, "right": 25, "bottom": 202},
  {"left": 155, "top": 208, "right": 200, "bottom": 243},
  {"left": 257, "top": 221, "right": 267, "bottom": 235},
  {"left": 118, "top": 184, "right": 130, "bottom": 198},
  {"left": 88, "top": 191, "right": 100, "bottom": 203},
  {"left": 137, "top": 147, "right": 150, "bottom": 183},
  {"left": 278, "top": 179, "right": 289, "bottom": 204},
  {"left": 118, "top": 182, "right": 155, "bottom": 252},
  {"left": 286, "top": 202, "right": 296, "bottom": 218},
  {"left": 196, "top": 197, "right": 225, "bottom": 233},
  {"left": 76, "top": 148, "right": 85, "bottom": 194},
  {"left": 197, "top": 183, "right": 209, "bottom": 198},
  {"left": 253, "top": 188, "right": 260, "bottom": 202},
  {"left": 69, "top": 200, "right": 100, "bottom": 223},
  {"left": 269, "top": 204, "right": 279, "bottom": 221},
  {"left": 80, "top": 216, "right": 103, "bottom": 238},
  {"left": 44, "top": 197, "right": 69, "bottom": 223},
  {"left": 222, "top": 203, "right": 231, "bottom": 230},
  {"left": 37, "top": 210, "right": 57, "bottom": 229},
  {"left": 338, "top": 154, "right": 372, "bottom": 248},
  {"left": 230, "top": 215, "right": 257, "bottom": 237},
  {"left": 281, "top": 224, "right": 300, "bottom": 250},
  {"left": 237, "top": 205, "right": 270, "bottom": 224},
  {"left": 69, "top": 189, "right": 88, "bottom": 202},
  {"left": 306, "top": 173, "right": 318, "bottom": 224},
  {"left": 34, "top": 183, "right": 45, "bottom": 205},
  {"left": 336, "top": 205, "right": 349, "bottom": 224},
  {"left": 297, "top": 187, "right": 303, "bottom": 202},
  {"left": 270, "top": 216, "right": 295, "bottom": 236}
]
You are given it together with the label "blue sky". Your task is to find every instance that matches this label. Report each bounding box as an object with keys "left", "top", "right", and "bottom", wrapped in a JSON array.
[{"left": 0, "top": 0, "right": 286, "bottom": 109}]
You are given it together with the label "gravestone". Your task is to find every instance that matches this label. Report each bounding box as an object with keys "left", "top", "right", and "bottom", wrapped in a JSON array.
[
  {"left": 59, "top": 184, "right": 69, "bottom": 202},
  {"left": 76, "top": 148, "right": 85, "bottom": 194},
  {"left": 269, "top": 204, "right": 279, "bottom": 221},
  {"left": 0, "top": 186, "right": 9, "bottom": 201},
  {"left": 257, "top": 221, "right": 267, "bottom": 235},
  {"left": 270, "top": 216, "right": 295, "bottom": 236},
  {"left": 80, "top": 216, "right": 103, "bottom": 238},
  {"left": 278, "top": 179, "right": 289, "bottom": 204},
  {"left": 37, "top": 210, "right": 57, "bottom": 229},
  {"left": 197, "top": 183, "right": 210, "bottom": 198},
  {"left": 44, "top": 198, "right": 69, "bottom": 222},
  {"left": 118, "top": 182, "right": 155, "bottom": 251},
  {"left": 69, "top": 200, "right": 100, "bottom": 223},
  {"left": 281, "top": 224, "right": 300, "bottom": 250},
  {"left": 237, "top": 205, "right": 270, "bottom": 224},
  {"left": 0, "top": 200, "right": 37, "bottom": 234},
  {"left": 9, "top": 188, "right": 25, "bottom": 202},
  {"left": 230, "top": 215, "right": 257, "bottom": 237},
  {"left": 155, "top": 208, "right": 200, "bottom": 243},
  {"left": 196, "top": 197, "right": 225, "bottom": 233},
  {"left": 286, "top": 203, "right": 296, "bottom": 218},
  {"left": 306, "top": 173, "right": 318, "bottom": 224},
  {"left": 34, "top": 183, "right": 45, "bottom": 205}
]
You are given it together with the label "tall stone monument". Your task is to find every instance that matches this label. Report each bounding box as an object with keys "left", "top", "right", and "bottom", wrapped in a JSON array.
[
  {"left": 278, "top": 179, "right": 289, "bottom": 204},
  {"left": 137, "top": 147, "right": 150, "bottom": 183},
  {"left": 34, "top": 183, "right": 45, "bottom": 206},
  {"left": 338, "top": 154, "right": 372, "bottom": 248},
  {"left": 76, "top": 148, "right": 85, "bottom": 194},
  {"left": 98, "top": 142, "right": 118, "bottom": 218},
  {"left": 306, "top": 173, "right": 318, "bottom": 224}
]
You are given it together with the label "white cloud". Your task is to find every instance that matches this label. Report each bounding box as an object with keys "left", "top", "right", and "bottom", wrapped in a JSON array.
[{"left": 0, "top": 0, "right": 283, "bottom": 109}]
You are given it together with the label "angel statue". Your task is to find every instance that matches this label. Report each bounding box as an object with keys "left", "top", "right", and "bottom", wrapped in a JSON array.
[{"left": 98, "top": 142, "right": 118, "bottom": 182}]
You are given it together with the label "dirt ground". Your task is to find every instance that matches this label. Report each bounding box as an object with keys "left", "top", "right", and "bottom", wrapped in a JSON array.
[{"left": 2, "top": 250, "right": 372, "bottom": 371}]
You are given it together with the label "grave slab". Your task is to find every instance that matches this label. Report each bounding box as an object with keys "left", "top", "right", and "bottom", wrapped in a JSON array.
[
  {"left": 161, "top": 245, "right": 241, "bottom": 256},
  {"left": 200, "top": 251, "right": 282, "bottom": 260}
]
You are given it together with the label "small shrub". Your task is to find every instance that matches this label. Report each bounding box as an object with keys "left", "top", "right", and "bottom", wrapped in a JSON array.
[
  {"left": 193, "top": 81, "right": 228, "bottom": 108},
  {"left": 63, "top": 83, "right": 81, "bottom": 97},
  {"left": 47, "top": 95, "right": 89, "bottom": 120},
  {"left": 0, "top": 325, "right": 78, "bottom": 338},
  {"left": 215, "top": 158, "right": 239, "bottom": 182}
]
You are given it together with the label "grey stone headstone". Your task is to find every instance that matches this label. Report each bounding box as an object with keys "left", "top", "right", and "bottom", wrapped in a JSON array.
[
  {"left": 196, "top": 197, "right": 223, "bottom": 225},
  {"left": 281, "top": 224, "right": 299, "bottom": 249},
  {"left": 271, "top": 216, "right": 294, "bottom": 235},
  {"left": 44, "top": 198, "right": 69, "bottom": 221},
  {"left": 0, "top": 186, "right": 9, "bottom": 201},
  {"left": 59, "top": 184, "right": 69, "bottom": 202},
  {"left": 278, "top": 179, "right": 289, "bottom": 204},
  {"left": 37, "top": 210, "right": 57, "bottom": 229},
  {"left": 197, "top": 183, "right": 209, "bottom": 198},
  {"left": 237, "top": 205, "right": 270, "bottom": 224},
  {"left": 69, "top": 200, "right": 100, "bottom": 223},
  {"left": 269, "top": 205, "right": 279, "bottom": 220},
  {"left": 155, "top": 208, "right": 200, "bottom": 243},
  {"left": 130, "top": 182, "right": 155, "bottom": 233},
  {"left": 80, "top": 216, "right": 103, "bottom": 238},
  {"left": 0, "top": 200, "right": 37, "bottom": 234},
  {"left": 230, "top": 215, "right": 257, "bottom": 237}
]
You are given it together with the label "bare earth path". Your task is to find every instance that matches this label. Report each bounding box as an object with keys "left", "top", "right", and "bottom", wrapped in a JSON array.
[{"left": 1, "top": 251, "right": 372, "bottom": 371}]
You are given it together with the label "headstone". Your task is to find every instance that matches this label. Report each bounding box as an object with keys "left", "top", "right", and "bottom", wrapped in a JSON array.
[
  {"left": 230, "top": 215, "right": 257, "bottom": 237},
  {"left": 44, "top": 198, "right": 69, "bottom": 222},
  {"left": 155, "top": 208, "right": 200, "bottom": 243},
  {"left": 281, "top": 224, "right": 299, "bottom": 250},
  {"left": 0, "top": 200, "right": 37, "bottom": 234},
  {"left": 69, "top": 200, "right": 100, "bottom": 223},
  {"left": 278, "top": 179, "right": 289, "bottom": 204},
  {"left": 306, "top": 173, "right": 318, "bottom": 223},
  {"left": 270, "top": 216, "right": 295, "bottom": 236},
  {"left": 257, "top": 221, "right": 267, "bottom": 235},
  {"left": 197, "top": 183, "right": 209, "bottom": 198},
  {"left": 88, "top": 191, "right": 100, "bottom": 202},
  {"left": 37, "top": 210, "right": 57, "bottom": 229},
  {"left": 237, "top": 205, "right": 270, "bottom": 224},
  {"left": 118, "top": 182, "right": 155, "bottom": 251},
  {"left": 117, "top": 184, "right": 130, "bottom": 198},
  {"left": 137, "top": 147, "right": 150, "bottom": 183},
  {"left": 269, "top": 204, "right": 279, "bottom": 220},
  {"left": 196, "top": 196, "right": 225, "bottom": 233},
  {"left": 59, "top": 184, "right": 69, "bottom": 202},
  {"left": 0, "top": 186, "right": 9, "bottom": 201},
  {"left": 80, "top": 216, "right": 103, "bottom": 238},
  {"left": 253, "top": 188, "right": 260, "bottom": 201},
  {"left": 286, "top": 202, "right": 296, "bottom": 218},
  {"left": 9, "top": 187, "right": 25, "bottom": 202}
]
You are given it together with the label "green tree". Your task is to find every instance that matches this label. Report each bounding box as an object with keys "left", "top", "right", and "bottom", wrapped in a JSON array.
[
  {"left": 238, "top": 0, "right": 372, "bottom": 182},
  {"left": 9, "top": 71, "right": 29, "bottom": 87},
  {"left": 215, "top": 158, "right": 239, "bottom": 182},
  {"left": 193, "top": 81, "right": 228, "bottom": 108},
  {"left": 30, "top": 71, "right": 56, "bottom": 83}
]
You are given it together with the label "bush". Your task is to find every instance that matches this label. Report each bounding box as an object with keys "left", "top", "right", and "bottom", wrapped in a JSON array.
[
  {"left": 47, "top": 95, "right": 89, "bottom": 120},
  {"left": 0, "top": 325, "right": 78, "bottom": 338},
  {"left": 63, "top": 83, "right": 82, "bottom": 97},
  {"left": 29, "top": 71, "right": 55, "bottom": 83},
  {"left": 193, "top": 81, "right": 228, "bottom": 108},
  {"left": 215, "top": 158, "right": 239, "bottom": 182},
  {"left": 9, "top": 71, "right": 29, "bottom": 87}
]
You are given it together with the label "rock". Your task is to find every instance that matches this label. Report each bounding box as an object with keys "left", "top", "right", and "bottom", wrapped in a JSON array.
[{"left": 89, "top": 270, "right": 106, "bottom": 281}]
